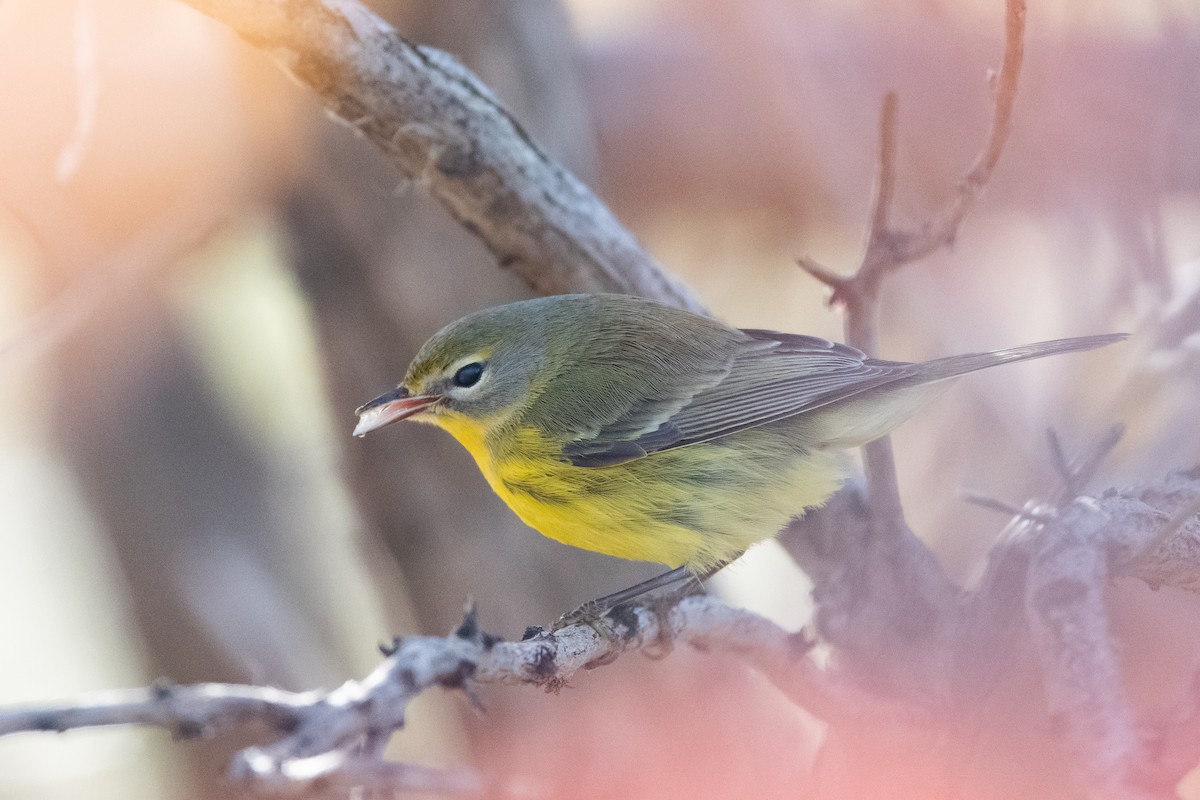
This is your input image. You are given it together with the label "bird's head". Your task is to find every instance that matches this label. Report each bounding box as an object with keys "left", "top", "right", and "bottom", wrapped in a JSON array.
[{"left": 353, "top": 299, "right": 553, "bottom": 438}]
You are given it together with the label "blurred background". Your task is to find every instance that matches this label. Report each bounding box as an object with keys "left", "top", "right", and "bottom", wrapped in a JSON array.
[{"left": 0, "top": 0, "right": 1198, "bottom": 798}]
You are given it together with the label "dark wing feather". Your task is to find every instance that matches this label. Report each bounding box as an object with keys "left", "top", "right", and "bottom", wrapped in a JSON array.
[{"left": 563, "top": 329, "right": 916, "bottom": 466}]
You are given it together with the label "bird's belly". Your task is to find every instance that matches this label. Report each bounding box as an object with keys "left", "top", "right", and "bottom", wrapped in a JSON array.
[{"left": 484, "top": 428, "right": 846, "bottom": 570}]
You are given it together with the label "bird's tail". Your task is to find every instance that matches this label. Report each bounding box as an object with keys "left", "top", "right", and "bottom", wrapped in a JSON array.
[
  {"left": 809, "top": 333, "right": 1127, "bottom": 449},
  {"left": 900, "top": 332, "right": 1129, "bottom": 384}
]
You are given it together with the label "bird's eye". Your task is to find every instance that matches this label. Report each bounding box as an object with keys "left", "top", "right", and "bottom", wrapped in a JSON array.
[{"left": 453, "top": 362, "right": 485, "bottom": 388}]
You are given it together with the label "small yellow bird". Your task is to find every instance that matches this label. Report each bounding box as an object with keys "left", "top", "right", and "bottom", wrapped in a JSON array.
[{"left": 354, "top": 294, "right": 1122, "bottom": 598}]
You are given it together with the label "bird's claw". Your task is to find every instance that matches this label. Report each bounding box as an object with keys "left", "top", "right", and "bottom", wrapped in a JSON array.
[{"left": 551, "top": 599, "right": 614, "bottom": 633}]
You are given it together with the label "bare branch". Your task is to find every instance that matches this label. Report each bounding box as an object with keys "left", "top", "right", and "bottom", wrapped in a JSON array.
[
  {"left": 1, "top": 596, "right": 871, "bottom": 794},
  {"left": 807, "top": 0, "right": 1027, "bottom": 304},
  {"left": 959, "top": 489, "right": 1051, "bottom": 523},
  {"left": 797, "top": 0, "right": 1026, "bottom": 532},
  {"left": 0, "top": 682, "right": 318, "bottom": 739},
  {"left": 174, "top": 0, "right": 705, "bottom": 313},
  {"left": 865, "top": 92, "right": 899, "bottom": 253},
  {"left": 1106, "top": 471, "right": 1200, "bottom": 594},
  {"left": 783, "top": 3, "right": 1030, "bottom": 708}
]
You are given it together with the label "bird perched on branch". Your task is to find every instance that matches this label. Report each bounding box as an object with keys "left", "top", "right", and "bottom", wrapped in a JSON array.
[{"left": 354, "top": 293, "right": 1123, "bottom": 612}]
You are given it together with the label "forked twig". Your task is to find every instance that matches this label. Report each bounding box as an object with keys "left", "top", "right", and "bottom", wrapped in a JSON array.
[{"left": 798, "top": 0, "right": 1027, "bottom": 530}]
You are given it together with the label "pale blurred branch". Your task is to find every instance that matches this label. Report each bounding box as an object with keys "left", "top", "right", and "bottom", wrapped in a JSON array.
[
  {"left": 241, "top": 754, "right": 489, "bottom": 797},
  {"left": 0, "top": 199, "right": 224, "bottom": 363},
  {"left": 1045, "top": 424, "right": 1125, "bottom": 504},
  {"left": 55, "top": 0, "right": 101, "bottom": 182},
  {"left": 175, "top": 0, "right": 704, "bottom": 313},
  {"left": 786, "top": 4, "right": 1028, "bottom": 732}
]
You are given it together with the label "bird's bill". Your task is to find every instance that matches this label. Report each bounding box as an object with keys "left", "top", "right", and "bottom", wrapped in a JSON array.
[{"left": 353, "top": 387, "right": 441, "bottom": 437}]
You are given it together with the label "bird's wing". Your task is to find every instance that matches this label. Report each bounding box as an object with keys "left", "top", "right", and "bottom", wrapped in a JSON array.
[{"left": 562, "top": 329, "right": 916, "bottom": 467}]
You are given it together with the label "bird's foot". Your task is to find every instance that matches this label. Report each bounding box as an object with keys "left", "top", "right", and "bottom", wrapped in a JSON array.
[{"left": 550, "top": 568, "right": 708, "bottom": 633}]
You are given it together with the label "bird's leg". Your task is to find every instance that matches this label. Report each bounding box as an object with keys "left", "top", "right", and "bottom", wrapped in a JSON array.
[{"left": 552, "top": 560, "right": 732, "bottom": 631}]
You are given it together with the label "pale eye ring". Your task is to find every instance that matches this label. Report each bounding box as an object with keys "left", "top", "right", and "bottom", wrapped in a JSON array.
[{"left": 453, "top": 362, "right": 485, "bottom": 388}]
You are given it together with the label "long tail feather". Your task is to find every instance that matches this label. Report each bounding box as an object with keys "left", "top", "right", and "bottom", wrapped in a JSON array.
[
  {"left": 905, "top": 333, "right": 1128, "bottom": 384},
  {"left": 810, "top": 333, "right": 1128, "bottom": 448}
]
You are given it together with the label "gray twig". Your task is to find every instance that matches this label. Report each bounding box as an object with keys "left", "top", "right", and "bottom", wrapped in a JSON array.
[
  {"left": 176, "top": 0, "right": 705, "bottom": 313},
  {"left": 0, "top": 596, "right": 854, "bottom": 795}
]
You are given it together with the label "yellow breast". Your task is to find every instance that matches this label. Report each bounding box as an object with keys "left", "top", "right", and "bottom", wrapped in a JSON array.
[{"left": 430, "top": 411, "right": 844, "bottom": 570}]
